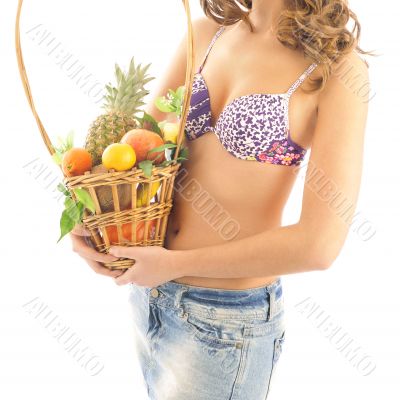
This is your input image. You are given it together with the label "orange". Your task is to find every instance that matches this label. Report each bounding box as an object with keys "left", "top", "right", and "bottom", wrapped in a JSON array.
[
  {"left": 136, "top": 219, "right": 157, "bottom": 241},
  {"left": 121, "top": 129, "right": 165, "bottom": 164},
  {"left": 62, "top": 148, "right": 92, "bottom": 177},
  {"left": 105, "top": 219, "right": 157, "bottom": 244},
  {"left": 102, "top": 143, "right": 136, "bottom": 171}
]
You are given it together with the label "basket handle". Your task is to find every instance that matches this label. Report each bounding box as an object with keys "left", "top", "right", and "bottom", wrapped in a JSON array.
[
  {"left": 174, "top": 0, "right": 195, "bottom": 160},
  {"left": 15, "top": 0, "right": 195, "bottom": 159},
  {"left": 15, "top": 0, "right": 55, "bottom": 156}
]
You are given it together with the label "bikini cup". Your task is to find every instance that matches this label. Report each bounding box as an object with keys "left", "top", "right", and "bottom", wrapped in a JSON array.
[{"left": 184, "top": 26, "right": 319, "bottom": 167}]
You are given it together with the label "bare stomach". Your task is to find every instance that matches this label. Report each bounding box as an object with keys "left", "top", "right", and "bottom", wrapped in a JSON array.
[{"left": 163, "top": 134, "right": 299, "bottom": 289}]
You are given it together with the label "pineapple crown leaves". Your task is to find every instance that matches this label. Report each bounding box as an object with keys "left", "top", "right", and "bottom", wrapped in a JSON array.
[{"left": 103, "top": 57, "right": 155, "bottom": 116}]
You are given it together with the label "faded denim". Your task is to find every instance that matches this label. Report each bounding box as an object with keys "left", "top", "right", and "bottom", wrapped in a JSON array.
[{"left": 128, "top": 277, "right": 285, "bottom": 400}]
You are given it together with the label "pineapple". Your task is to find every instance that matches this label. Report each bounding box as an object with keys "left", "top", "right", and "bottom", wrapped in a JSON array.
[{"left": 85, "top": 57, "right": 154, "bottom": 165}]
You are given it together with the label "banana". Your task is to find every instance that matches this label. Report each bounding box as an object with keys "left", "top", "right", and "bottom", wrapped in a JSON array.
[{"left": 136, "top": 181, "right": 161, "bottom": 207}]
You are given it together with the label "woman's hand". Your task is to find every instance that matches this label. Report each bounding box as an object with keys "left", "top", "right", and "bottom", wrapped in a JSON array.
[
  {"left": 69, "top": 224, "right": 123, "bottom": 278},
  {"left": 109, "top": 245, "right": 183, "bottom": 287}
]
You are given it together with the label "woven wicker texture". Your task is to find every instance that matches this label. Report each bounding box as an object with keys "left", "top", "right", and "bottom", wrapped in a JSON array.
[{"left": 15, "top": 0, "right": 195, "bottom": 270}]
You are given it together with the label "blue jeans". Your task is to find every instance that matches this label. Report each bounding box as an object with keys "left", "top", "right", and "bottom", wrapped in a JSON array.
[{"left": 128, "top": 278, "right": 285, "bottom": 400}]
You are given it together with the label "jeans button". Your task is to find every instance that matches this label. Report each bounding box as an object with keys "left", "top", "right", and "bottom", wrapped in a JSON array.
[{"left": 150, "top": 288, "right": 159, "bottom": 298}]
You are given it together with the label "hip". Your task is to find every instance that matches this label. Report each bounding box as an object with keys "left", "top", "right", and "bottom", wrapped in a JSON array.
[{"left": 129, "top": 277, "right": 285, "bottom": 342}]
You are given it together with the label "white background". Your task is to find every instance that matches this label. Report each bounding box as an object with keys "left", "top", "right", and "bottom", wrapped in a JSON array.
[{"left": 1, "top": 0, "right": 399, "bottom": 399}]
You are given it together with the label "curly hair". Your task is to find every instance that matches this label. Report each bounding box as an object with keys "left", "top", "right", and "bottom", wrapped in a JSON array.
[{"left": 200, "top": 0, "right": 374, "bottom": 92}]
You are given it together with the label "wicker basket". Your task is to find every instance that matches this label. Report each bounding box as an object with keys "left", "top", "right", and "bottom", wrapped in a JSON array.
[{"left": 15, "top": 0, "right": 195, "bottom": 270}]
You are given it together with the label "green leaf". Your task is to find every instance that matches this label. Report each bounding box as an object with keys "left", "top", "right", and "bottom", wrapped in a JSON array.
[
  {"left": 174, "top": 87, "right": 185, "bottom": 116},
  {"left": 65, "top": 200, "right": 83, "bottom": 223},
  {"left": 53, "top": 130, "right": 75, "bottom": 164},
  {"left": 159, "top": 159, "right": 175, "bottom": 167},
  {"left": 52, "top": 151, "right": 63, "bottom": 165},
  {"left": 64, "top": 196, "right": 75, "bottom": 209},
  {"left": 155, "top": 85, "right": 185, "bottom": 118},
  {"left": 57, "top": 208, "right": 76, "bottom": 243},
  {"left": 74, "top": 188, "right": 96, "bottom": 213},
  {"left": 54, "top": 135, "right": 64, "bottom": 152},
  {"left": 56, "top": 180, "right": 92, "bottom": 243},
  {"left": 138, "top": 160, "right": 154, "bottom": 178},
  {"left": 176, "top": 86, "right": 186, "bottom": 100},
  {"left": 65, "top": 130, "right": 74, "bottom": 151},
  {"left": 75, "top": 202, "right": 85, "bottom": 221},
  {"left": 57, "top": 183, "right": 70, "bottom": 196},
  {"left": 171, "top": 90, "right": 181, "bottom": 107},
  {"left": 155, "top": 96, "right": 174, "bottom": 113},
  {"left": 138, "top": 111, "right": 162, "bottom": 136},
  {"left": 148, "top": 143, "right": 177, "bottom": 153},
  {"left": 178, "top": 147, "right": 189, "bottom": 160}
]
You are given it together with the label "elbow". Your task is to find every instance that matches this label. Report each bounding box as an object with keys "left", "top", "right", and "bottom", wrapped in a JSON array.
[
  {"left": 313, "top": 252, "right": 336, "bottom": 270},
  {"left": 304, "top": 236, "right": 343, "bottom": 271}
]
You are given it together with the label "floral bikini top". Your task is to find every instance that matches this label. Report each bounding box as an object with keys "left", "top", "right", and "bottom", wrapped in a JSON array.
[{"left": 185, "top": 26, "right": 319, "bottom": 167}]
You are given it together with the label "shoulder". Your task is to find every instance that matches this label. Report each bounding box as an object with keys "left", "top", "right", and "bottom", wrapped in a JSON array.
[
  {"left": 318, "top": 50, "right": 370, "bottom": 106},
  {"left": 191, "top": 16, "right": 222, "bottom": 44},
  {"left": 314, "top": 51, "right": 370, "bottom": 143},
  {"left": 191, "top": 17, "right": 222, "bottom": 57},
  {"left": 187, "top": 17, "right": 222, "bottom": 70},
  {"left": 332, "top": 50, "right": 369, "bottom": 86}
]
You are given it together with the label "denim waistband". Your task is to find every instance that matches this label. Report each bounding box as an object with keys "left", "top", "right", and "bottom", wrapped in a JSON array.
[{"left": 143, "top": 277, "right": 284, "bottom": 322}]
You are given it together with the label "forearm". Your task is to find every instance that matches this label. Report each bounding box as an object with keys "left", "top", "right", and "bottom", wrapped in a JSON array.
[{"left": 173, "top": 223, "right": 333, "bottom": 279}]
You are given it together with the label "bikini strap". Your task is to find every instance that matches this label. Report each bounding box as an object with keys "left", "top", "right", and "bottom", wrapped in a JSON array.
[
  {"left": 286, "top": 62, "right": 319, "bottom": 97},
  {"left": 198, "top": 26, "right": 226, "bottom": 73}
]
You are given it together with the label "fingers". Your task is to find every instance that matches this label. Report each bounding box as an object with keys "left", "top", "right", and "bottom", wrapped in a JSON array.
[
  {"left": 70, "top": 234, "right": 119, "bottom": 263},
  {"left": 83, "top": 257, "right": 124, "bottom": 278},
  {"left": 114, "top": 267, "right": 136, "bottom": 286},
  {"left": 71, "top": 224, "right": 92, "bottom": 236},
  {"left": 109, "top": 245, "right": 138, "bottom": 259},
  {"left": 69, "top": 228, "right": 133, "bottom": 279}
]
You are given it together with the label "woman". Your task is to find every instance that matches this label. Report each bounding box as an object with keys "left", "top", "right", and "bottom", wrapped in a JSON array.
[{"left": 70, "top": 0, "right": 371, "bottom": 398}]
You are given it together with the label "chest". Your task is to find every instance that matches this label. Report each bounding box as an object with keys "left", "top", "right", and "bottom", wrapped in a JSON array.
[{"left": 186, "top": 72, "right": 313, "bottom": 166}]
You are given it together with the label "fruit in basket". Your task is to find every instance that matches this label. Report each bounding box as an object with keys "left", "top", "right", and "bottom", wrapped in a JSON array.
[
  {"left": 136, "top": 219, "right": 157, "bottom": 241},
  {"left": 121, "top": 129, "right": 165, "bottom": 164},
  {"left": 84, "top": 57, "right": 154, "bottom": 165},
  {"left": 136, "top": 181, "right": 161, "bottom": 207},
  {"left": 61, "top": 148, "right": 92, "bottom": 177},
  {"left": 105, "top": 219, "right": 157, "bottom": 244},
  {"left": 161, "top": 122, "right": 180, "bottom": 144},
  {"left": 102, "top": 143, "right": 136, "bottom": 171},
  {"left": 91, "top": 164, "right": 132, "bottom": 212}
]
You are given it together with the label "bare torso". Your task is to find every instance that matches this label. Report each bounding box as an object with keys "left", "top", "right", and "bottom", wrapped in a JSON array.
[{"left": 158, "top": 21, "right": 321, "bottom": 289}]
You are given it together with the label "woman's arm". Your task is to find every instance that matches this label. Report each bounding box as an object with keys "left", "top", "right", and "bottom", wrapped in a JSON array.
[
  {"left": 111, "top": 51, "right": 369, "bottom": 286},
  {"left": 172, "top": 52, "right": 370, "bottom": 278}
]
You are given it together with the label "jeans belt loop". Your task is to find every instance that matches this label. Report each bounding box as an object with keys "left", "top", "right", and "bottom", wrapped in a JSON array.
[
  {"left": 267, "top": 287, "right": 276, "bottom": 321},
  {"left": 174, "top": 286, "right": 189, "bottom": 315}
]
